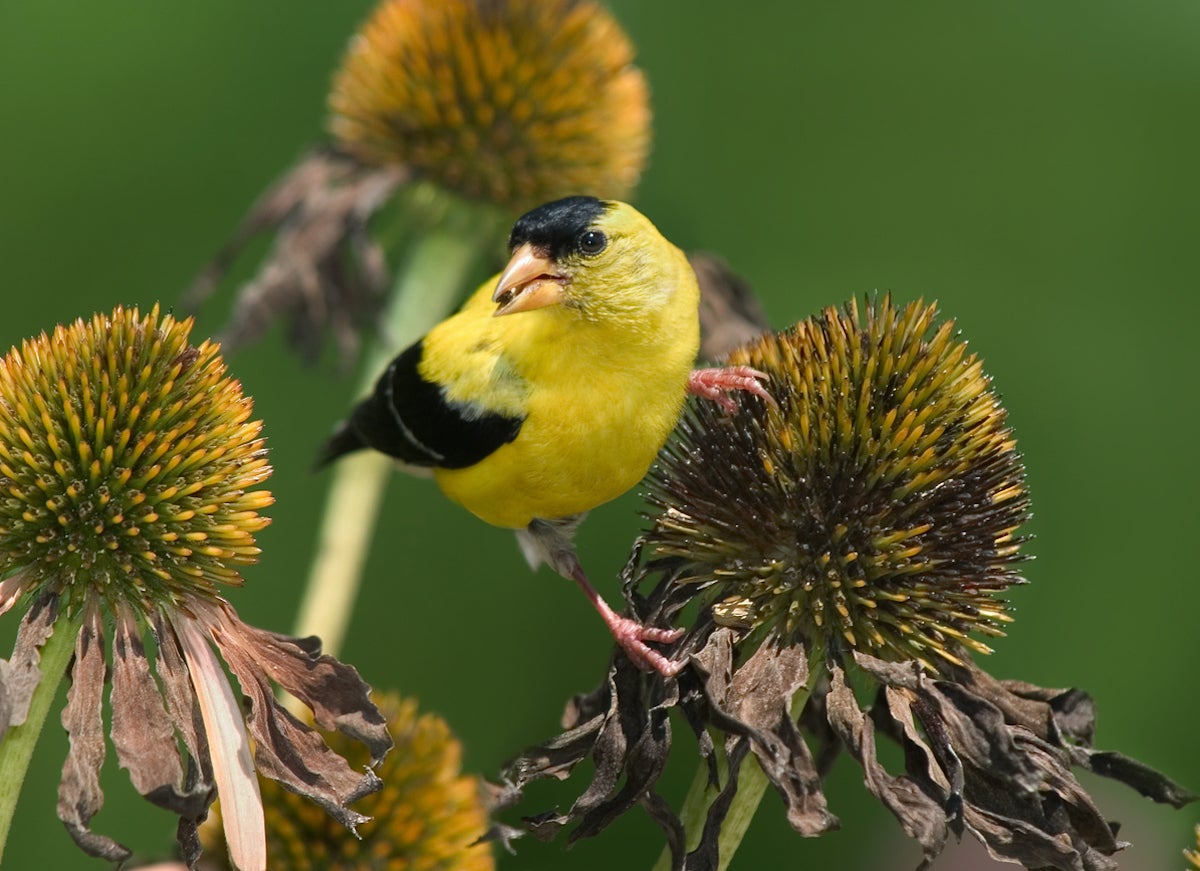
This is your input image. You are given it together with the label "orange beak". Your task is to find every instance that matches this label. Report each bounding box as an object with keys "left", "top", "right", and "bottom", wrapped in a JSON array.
[{"left": 492, "top": 244, "right": 569, "bottom": 316}]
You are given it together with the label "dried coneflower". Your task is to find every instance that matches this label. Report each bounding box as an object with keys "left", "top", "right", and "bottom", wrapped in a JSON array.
[
  {"left": 0, "top": 306, "right": 390, "bottom": 870},
  {"left": 198, "top": 691, "right": 493, "bottom": 871},
  {"left": 496, "top": 297, "right": 1195, "bottom": 870},
  {"left": 651, "top": 295, "right": 1027, "bottom": 669},
  {"left": 185, "top": 0, "right": 650, "bottom": 366}
]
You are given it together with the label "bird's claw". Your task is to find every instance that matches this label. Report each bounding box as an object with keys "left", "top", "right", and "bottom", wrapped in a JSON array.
[
  {"left": 608, "top": 615, "right": 685, "bottom": 677},
  {"left": 688, "top": 366, "right": 774, "bottom": 413}
]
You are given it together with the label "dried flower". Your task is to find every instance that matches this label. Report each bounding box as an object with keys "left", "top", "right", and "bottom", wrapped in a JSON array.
[
  {"left": 651, "top": 295, "right": 1028, "bottom": 669},
  {"left": 185, "top": 0, "right": 650, "bottom": 366},
  {"left": 0, "top": 306, "right": 390, "bottom": 869},
  {"left": 199, "top": 692, "right": 493, "bottom": 871},
  {"left": 495, "top": 297, "right": 1196, "bottom": 870},
  {"left": 183, "top": 148, "right": 406, "bottom": 366}
]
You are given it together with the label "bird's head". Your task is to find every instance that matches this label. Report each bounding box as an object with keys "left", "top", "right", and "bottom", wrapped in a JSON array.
[{"left": 492, "top": 196, "right": 687, "bottom": 322}]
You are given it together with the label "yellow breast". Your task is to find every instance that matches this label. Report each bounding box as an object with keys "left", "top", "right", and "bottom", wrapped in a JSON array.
[{"left": 426, "top": 252, "right": 700, "bottom": 529}]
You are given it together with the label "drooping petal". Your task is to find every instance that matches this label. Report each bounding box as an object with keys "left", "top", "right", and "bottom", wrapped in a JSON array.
[
  {"left": 151, "top": 611, "right": 214, "bottom": 784},
  {"left": 206, "top": 603, "right": 379, "bottom": 831},
  {"left": 150, "top": 611, "right": 216, "bottom": 869},
  {"left": 853, "top": 651, "right": 1128, "bottom": 870},
  {"left": 110, "top": 603, "right": 208, "bottom": 816},
  {"left": 564, "top": 660, "right": 676, "bottom": 846},
  {"left": 0, "top": 591, "right": 60, "bottom": 736},
  {"left": 210, "top": 600, "right": 390, "bottom": 765},
  {"left": 0, "top": 572, "right": 32, "bottom": 732},
  {"left": 181, "top": 148, "right": 406, "bottom": 367},
  {"left": 57, "top": 599, "right": 129, "bottom": 862},
  {"left": 1069, "top": 747, "right": 1197, "bottom": 808},
  {"left": 175, "top": 613, "right": 265, "bottom": 871},
  {"left": 494, "top": 652, "right": 679, "bottom": 849},
  {"left": 824, "top": 661, "right": 947, "bottom": 869},
  {"left": 722, "top": 637, "right": 835, "bottom": 837}
]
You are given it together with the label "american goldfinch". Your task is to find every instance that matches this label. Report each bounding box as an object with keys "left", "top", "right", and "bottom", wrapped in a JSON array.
[{"left": 319, "top": 196, "right": 768, "bottom": 675}]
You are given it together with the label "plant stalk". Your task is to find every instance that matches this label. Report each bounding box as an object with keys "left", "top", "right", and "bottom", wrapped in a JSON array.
[
  {"left": 651, "top": 655, "right": 817, "bottom": 871},
  {"left": 0, "top": 606, "right": 85, "bottom": 862},
  {"left": 291, "top": 221, "right": 491, "bottom": 661}
]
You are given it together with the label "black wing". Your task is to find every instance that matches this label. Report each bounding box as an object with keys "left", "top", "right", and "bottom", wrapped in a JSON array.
[{"left": 316, "top": 340, "right": 524, "bottom": 470}]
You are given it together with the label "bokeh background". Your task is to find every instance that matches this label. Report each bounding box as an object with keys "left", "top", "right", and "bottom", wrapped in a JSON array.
[{"left": 2, "top": 2, "right": 1197, "bottom": 868}]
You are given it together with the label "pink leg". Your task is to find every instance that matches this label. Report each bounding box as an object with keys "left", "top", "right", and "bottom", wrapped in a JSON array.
[
  {"left": 567, "top": 563, "right": 684, "bottom": 676},
  {"left": 688, "top": 366, "right": 773, "bottom": 412},
  {"left": 522, "top": 519, "right": 685, "bottom": 676}
]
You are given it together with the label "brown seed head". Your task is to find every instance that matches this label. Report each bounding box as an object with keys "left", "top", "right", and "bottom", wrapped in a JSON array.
[
  {"left": 645, "top": 296, "right": 1030, "bottom": 670},
  {"left": 0, "top": 305, "right": 273, "bottom": 613},
  {"left": 329, "top": 0, "right": 650, "bottom": 212}
]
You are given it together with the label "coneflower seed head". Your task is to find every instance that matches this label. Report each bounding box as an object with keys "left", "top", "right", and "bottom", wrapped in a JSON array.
[
  {"left": 645, "top": 297, "right": 1030, "bottom": 670},
  {"left": 0, "top": 305, "right": 272, "bottom": 614}
]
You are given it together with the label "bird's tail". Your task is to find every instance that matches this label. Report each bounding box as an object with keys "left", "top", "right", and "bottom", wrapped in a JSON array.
[{"left": 314, "top": 423, "right": 366, "bottom": 470}]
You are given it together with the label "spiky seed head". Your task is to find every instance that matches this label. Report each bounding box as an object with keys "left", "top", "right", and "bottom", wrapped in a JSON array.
[
  {"left": 645, "top": 297, "right": 1030, "bottom": 671},
  {"left": 329, "top": 0, "right": 650, "bottom": 212},
  {"left": 0, "top": 305, "right": 272, "bottom": 614},
  {"left": 202, "top": 692, "right": 493, "bottom": 871}
]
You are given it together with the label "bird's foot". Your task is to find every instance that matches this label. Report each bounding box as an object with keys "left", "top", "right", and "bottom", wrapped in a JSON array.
[
  {"left": 605, "top": 614, "right": 686, "bottom": 676},
  {"left": 530, "top": 520, "right": 687, "bottom": 677},
  {"left": 688, "top": 366, "right": 773, "bottom": 413}
]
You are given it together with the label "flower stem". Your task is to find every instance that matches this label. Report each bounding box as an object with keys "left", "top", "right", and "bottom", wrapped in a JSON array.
[
  {"left": 652, "top": 660, "right": 816, "bottom": 871},
  {"left": 290, "top": 217, "right": 492, "bottom": 662},
  {"left": 0, "top": 606, "right": 85, "bottom": 862}
]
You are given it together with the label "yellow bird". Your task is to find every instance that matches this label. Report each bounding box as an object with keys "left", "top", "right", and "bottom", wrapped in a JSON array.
[{"left": 318, "top": 197, "right": 768, "bottom": 675}]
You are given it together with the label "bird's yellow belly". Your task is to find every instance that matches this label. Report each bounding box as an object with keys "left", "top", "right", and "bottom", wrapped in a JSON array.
[{"left": 434, "top": 384, "right": 685, "bottom": 529}]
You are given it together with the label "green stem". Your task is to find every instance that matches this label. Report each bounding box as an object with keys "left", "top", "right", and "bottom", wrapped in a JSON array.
[
  {"left": 290, "top": 219, "right": 492, "bottom": 663},
  {"left": 0, "top": 606, "right": 85, "bottom": 863},
  {"left": 652, "top": 655, "right": 818, "bottom": 871}
]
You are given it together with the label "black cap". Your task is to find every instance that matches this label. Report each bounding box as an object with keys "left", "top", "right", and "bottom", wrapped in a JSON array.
[{"left": 508, "top": 195, "right": 611, "bottom": 260}]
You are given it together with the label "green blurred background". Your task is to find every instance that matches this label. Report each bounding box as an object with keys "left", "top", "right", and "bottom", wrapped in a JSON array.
[{"left": 2, "top": 2, "right": 1197, "bottom": 868}]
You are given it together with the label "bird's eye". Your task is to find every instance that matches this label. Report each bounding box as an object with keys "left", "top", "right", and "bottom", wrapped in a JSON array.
[{"left": 577, "top": 230, "right": 607, "bottom": 256}]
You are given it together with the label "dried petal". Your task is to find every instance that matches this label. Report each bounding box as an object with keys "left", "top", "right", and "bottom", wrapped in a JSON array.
[
  {"left": 718, "top": 639, "right": 835, "bottom": 837},
  {"left": 210, "top": 601, "right": 390, "bottom": 767},
  {"left": 1001, "top": 679, "right": 1097, "bottom": 745},
  {"left": 1069, "top": 747, "right": 1197, "bottom": 808},
  {"left": 0, "top": 592, "right": 59, "bottom": 733},
  {"left": 854, "top": 651, "right": 1130, "bottom": 870},
  {"left": 110, "top": 605, "right": 202, "bottom": 814},
  {"left": 214, "top": 629, "right": 376, "bottom": 832},
  {"left": 182, "top": 149, "right": 406, "bottom": 366},
  {"left": 566, "top": 661, "right": 675, "bottom": 845},
  {"left": 151, "top": 611, "right": 214, "bottom": 789},
  {"left": 496, "top": 654, "right": 680, "bottom": 848},
  {"left": 57, "top": 601, "right": 128, "bottom": 862},
  {"left": 825, "top": 660, "right": 947, "bottom": 868},
  {"left": 176, "top": 614, "right": 266, "bottom": 871}
]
